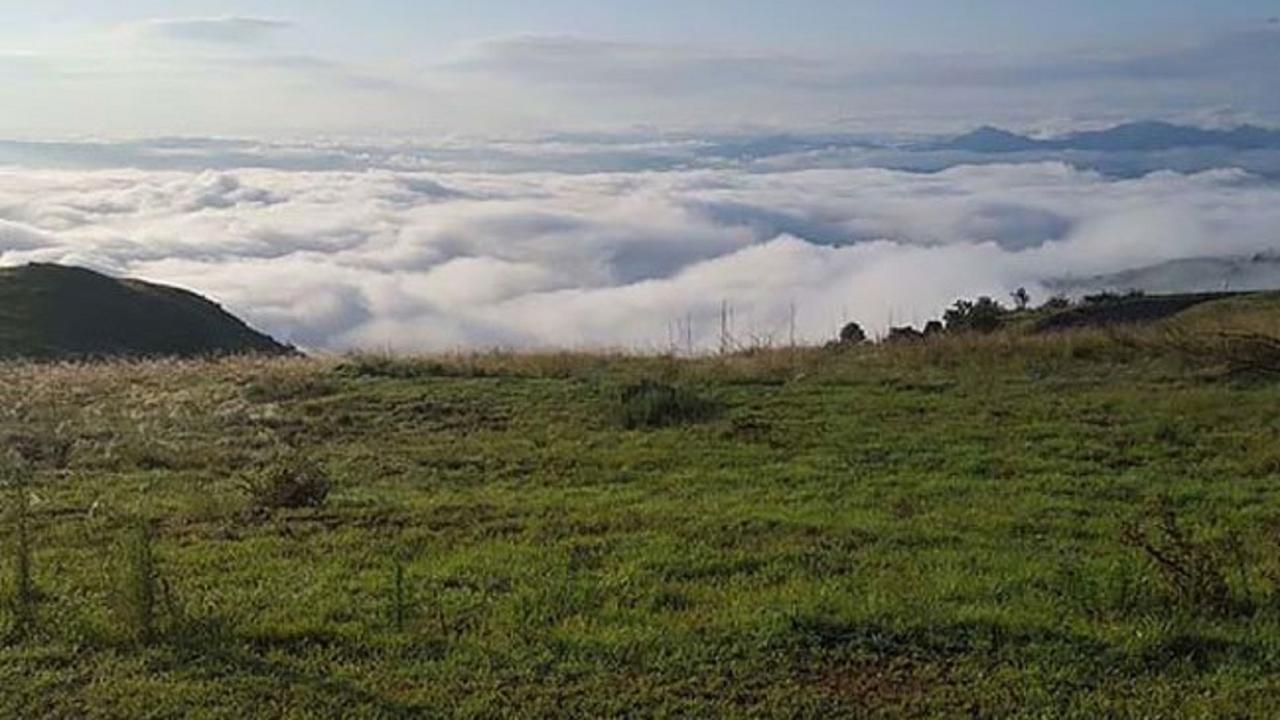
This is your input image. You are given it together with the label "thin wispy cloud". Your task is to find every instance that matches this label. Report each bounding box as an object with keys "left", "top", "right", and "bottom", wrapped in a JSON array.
[
  {"left": 442, "top": 26, "right": 1280, "bottom": 131},
  {"left": 134, "top": 16, "right": 293, "bottom": 45},
  {"left": 2, "top": 18, "right": 1277, "bottom": 137}
]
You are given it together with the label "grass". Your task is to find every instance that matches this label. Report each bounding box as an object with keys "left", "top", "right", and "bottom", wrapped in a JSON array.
[{"left": 3, "top": 301, "right": 1280, "bottom": 717}]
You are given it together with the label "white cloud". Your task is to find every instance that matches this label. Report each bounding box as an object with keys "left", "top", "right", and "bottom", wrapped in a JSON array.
[
  {"left": 438, "top": 28, "right": 1280, "bottom": 132},
  {"left": 1, "top": 157, "right": 1279, "bottom": 352},
  {"left": 0, "top": 220, "right": 58, "bottom": 253},
  {"left": 135, "top": 17, "right": 293, "bottom": 45},
  {"left": 1, "top": 24, "right": 1277, "bottom": 138}
]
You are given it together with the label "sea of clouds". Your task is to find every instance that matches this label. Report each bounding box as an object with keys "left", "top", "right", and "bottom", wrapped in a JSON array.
[{"left": 2, "top": 138, "right": 1280, "bottom": 352}]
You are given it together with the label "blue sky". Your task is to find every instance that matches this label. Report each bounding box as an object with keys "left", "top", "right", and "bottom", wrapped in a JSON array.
[
  {"left": 0, "top": 1, "right": 1277, "bottom": 137},
  {"left": 5, "top": 0, "right": 1276, "bottom": 52}
]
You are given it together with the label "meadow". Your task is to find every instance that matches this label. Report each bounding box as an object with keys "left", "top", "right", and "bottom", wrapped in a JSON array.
[{"left": 4, "top": 302, "right": 1280, "bottom": 718}]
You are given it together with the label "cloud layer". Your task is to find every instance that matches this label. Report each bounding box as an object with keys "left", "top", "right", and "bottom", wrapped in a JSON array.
[
  {"left": 1, "top": 155, "right": 1278, "bottom": 352},
  {"left": 135, "top": 16, "right": 293, "bottom": 45},
  {"left": 1, "top": 22, "right": 1277, "bottom": 137}
]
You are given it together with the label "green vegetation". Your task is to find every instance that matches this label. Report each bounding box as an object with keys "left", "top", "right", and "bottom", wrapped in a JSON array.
[
  {"left": 3, "top": 296, "right": 1280, "bottom": 717},
  {"left": 237, "top": 450, "right": 333, "bottom": 510},
  {"left": 614, "top": 380, "right": 719, "bottom": 429},
  {"left": 0, "top": 263, "right": 291, "bottom": 360}
]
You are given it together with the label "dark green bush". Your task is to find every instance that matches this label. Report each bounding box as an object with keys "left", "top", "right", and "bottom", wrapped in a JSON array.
[
  {"left": 238, "top": 451, "right": 331, "bottom": 510},
  {"left": 838, "top": 322, "right": 867, "bottom": 345},
  {"left": 944, "top": 296, "right": 1008, "bottom": 334},
  {"left": 615, "top": 381, "right": 718, "bottom": 429},
  {"left": 1121, "top": 499, "right": 1247, "bottom": 617}
]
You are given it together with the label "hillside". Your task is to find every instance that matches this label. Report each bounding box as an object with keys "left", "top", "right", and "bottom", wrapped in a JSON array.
[
  {"left": 0, "top": 263, "right": 291, "bottom": 360},
  {"left": 1033, "top": 292, "right": 1245, "bottom": 332},
  {"left": 3, "top": 303, "right": 1280, "bottom": 717}
]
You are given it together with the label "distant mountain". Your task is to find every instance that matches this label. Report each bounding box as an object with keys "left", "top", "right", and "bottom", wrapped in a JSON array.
[
  {"left": 932, "top": 126, "right": 1045, "bottom": 153},
  {"left": 1047, "top": 252, "right": 1280, "bottom": 296},
  {"left": 932, "top": 121, "right": 1280, "bottom": 154},
  {"left": 0, "top": 263, "right": 292, "bottom": 360},
  {"left": 695, "top": 133, "right": 880, "bottom": 161}
]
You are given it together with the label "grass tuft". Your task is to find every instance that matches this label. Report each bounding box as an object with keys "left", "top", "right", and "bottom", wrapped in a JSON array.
[
  {"left": 615, "top": 380, "right": 719, "bottom": 429},
  {"left": 238, "top": 449, "right": 332, "bottom": 510},
  {"left": 112, "top": 519, "right": 162, "bottom": 642}
]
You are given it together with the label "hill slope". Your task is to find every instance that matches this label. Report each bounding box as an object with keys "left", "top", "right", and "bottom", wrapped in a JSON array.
[
  {"left": 4, "top": 325, "right": 1280, "bottom": 716},
  {"left": 0, "top": 263, "right": 291, "bottom": 360}
]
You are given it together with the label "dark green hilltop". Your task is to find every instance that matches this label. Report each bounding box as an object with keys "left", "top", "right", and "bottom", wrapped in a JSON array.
[{"left": 0, "top": 263, "right": 292, "bottom": 360}]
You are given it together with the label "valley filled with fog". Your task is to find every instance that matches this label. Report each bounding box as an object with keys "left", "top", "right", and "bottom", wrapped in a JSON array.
[{"left": 2, "top": 131, "right": 1279, "bottom": 351}]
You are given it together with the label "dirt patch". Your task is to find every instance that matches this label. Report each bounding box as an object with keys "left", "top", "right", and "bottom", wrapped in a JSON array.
[{"left": 808, "top": 655, "right": 1013, "bottom": 717}]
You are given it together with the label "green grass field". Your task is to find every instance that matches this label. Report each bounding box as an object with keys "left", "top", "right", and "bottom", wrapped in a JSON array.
[{"left": 4, "top": 307, "right": 1280, "bottom": 717}]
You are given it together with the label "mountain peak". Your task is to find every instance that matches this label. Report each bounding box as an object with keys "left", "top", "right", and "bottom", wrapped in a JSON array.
[{"left": 937, "top": 126, "right": 1042, "bottom": 152}]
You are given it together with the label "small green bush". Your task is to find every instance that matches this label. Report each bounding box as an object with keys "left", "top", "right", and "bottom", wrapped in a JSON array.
[
  {"left": 1121, "top": 499, "right": 1246, "bottom": 617},
  {"left": 113, "top": 519, "right": 162, "bottom": 642},
  {"left": 615, "top": 381, "right": 718, "bottom": 429},
  {"left": 3, "top": 454, "right": 38, "bottom": 640},
  {"left": 238, "top": 452, "right": 331, "bottom": 510}
]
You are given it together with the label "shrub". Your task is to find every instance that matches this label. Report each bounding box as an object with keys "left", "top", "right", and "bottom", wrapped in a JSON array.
[
  {"left": 1120, "top": 499, "right": 1244, "bottom": 616},
  {"left": 238, "top": 451, "right": 331, "bottom": 510},
  {"left": 1041, "top": 295, "right": 1072, "bottom": 311},
  {"left": 616, "top": 381, "right": 717, "bottom": 429},
  {"left": 838, "top": 322, "right": 867, "bottom": 345},
  {"left": 1084, "top": 289, "right": 1145, "bottom": 306},
  {"left": 943, "top": 296, "right": 1007, "bottom": 334},
  {"left": 884, "top": 326, "right": 925, "bottom": 344}
]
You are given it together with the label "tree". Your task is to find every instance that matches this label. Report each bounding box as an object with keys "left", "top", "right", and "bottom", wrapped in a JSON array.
[
  {"left": 1011, "top": 287, "right": 1031, "bottom": 311},
  {"left": 1042, "top": 295, "right": 1071, "bottom": 311},
  {"left": 943, "top": 296, "right": 1006, "bottom": 334},
  {"left": 838, "top": 321, "right": 867, "bottom": 345}
]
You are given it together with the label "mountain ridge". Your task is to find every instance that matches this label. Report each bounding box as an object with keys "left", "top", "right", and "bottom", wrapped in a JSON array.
[
  {"left": 0, "top": 263, "right": 292, "bottom": 360},
  {"left": 933, "top": 121, "right": 1280, "bottom": 153}
]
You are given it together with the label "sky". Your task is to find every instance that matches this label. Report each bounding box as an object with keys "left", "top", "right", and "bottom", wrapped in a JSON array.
[
  {"left": 1, "top": 1, "right": 1278, "bottom": 137},
  {"left": 3, "top": 1, "right": 1275, "bottom": 53},
  {"left": 2, "top": 3, "right": 1280, "bottom": 352}
]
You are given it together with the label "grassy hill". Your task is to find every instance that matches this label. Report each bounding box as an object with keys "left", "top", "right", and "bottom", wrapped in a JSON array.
[
  {"left": 1032, "top": 292, "right": 1244, "bottom": 332},
  {"left": 0, "top": 263, "right": 291, "bottom": 360},
  {"left": 2, "top": 295, "right": 1280, "bottom": 717}
]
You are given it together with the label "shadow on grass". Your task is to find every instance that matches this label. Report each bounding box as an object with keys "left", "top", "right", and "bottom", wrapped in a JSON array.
[{"left": 136, "top": 620, "right": 429, "bottom": 717}]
